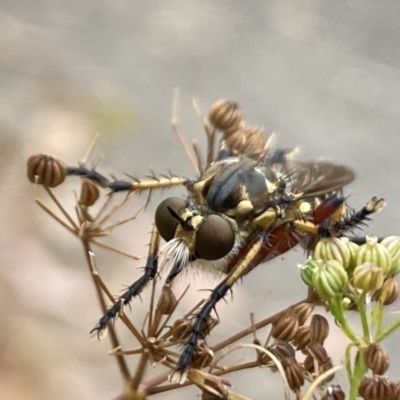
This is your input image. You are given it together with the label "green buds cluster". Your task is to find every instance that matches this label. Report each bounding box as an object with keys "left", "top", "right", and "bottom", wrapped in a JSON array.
[
  {"left": 311, "top": 260, "right": 348, "bottom": 300},
  {"left": 353, "top": 262, "right": 384, "bottom": 292},
  {"left": 314, "top": 238, "right": 351, "bottom": 269},
  {"left": 380, "top": 235, "right": 400, "bottom": 275},
  {"left": 297, "top": 230, "right": 400, "bottom": 400},
  {"left": 300, "top": 235, "right": 400, "bottom": 299}
]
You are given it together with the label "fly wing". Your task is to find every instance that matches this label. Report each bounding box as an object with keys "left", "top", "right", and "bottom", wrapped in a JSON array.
[{"left": 285, "top": 160, "right": 355, "bottom": 198}]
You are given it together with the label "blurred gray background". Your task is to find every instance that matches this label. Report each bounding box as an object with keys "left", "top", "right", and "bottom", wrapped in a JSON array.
[{"left": 1, "top": 1, "right": 400, "bottom": 399}]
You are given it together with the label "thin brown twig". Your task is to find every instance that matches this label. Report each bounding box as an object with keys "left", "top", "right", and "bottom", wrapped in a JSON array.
[
  {"left": 81, "top": 239, "right": 131, "bottom": 384},
  {"left": 43, "top": 186, "right": 79, "bottom": 229}
]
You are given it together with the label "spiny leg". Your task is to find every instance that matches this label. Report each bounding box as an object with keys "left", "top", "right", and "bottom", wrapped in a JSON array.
[
  {"left": 170, "top": 236, "right": 265, "bottom": 383},
  {"left": 91, "top": 225, "right": 160, "bottom": 337},
  {"left": 27, "top": 153, "right": 189, "bottom": 194},
  {"left": 326, "top": 196, "right": 386, "bottom": 237},
  {"left": 66, "top": 165, "right": 188, "bottom": 193},
  {"left": 294, "top": 196, "right": 386, "bottom": 241}
]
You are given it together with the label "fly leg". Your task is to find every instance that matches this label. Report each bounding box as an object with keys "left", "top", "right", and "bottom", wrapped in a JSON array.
[
  {"left": 27, "top": 153, "right": 187, "bottom": 193},
  {"left": 293, "top": 196, "right": 386, "bottom": 250},
  {"left": 90, "top": 225, "right": 160, "bottom": 338},
  {"left": 325, "top": 196, "right": 386, "bottom": 237},
  {"left": 171, "top": 236, "right": 268, "bottom": 383},
  {"left": 66, "top": 165, "right": 187, "bottom": 192}
]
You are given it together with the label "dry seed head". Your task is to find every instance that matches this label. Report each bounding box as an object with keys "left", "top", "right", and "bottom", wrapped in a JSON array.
[
  {"left": 27, "top": 153, "right": 67, "bottom": 188},
  {"left": 293, "top": 325, "right": 311, "bottom": 353},
  {"left": 155, "top": 285, "right": 177, "bottom": 315},
  {"left": 191, "top": 342, "right": 214, "bottom": 369},
  {"left": 309, "top": 314, "right": 329, "bottom": 345},
  {"left": 303, "top": 354, "right": 314, "bottom": 374},
  {"left": 271, "top": 312, "right": 299, "bottom": 342},
  {"left": 321, "top": 359, "right": 335, "bottom": 383},
  {"left": 269, "top": 340, "right": 296, "bottom": 360},
  {"left": 307, "top": 342, "right": 330, "bottom": 365},
  {"left": 320, "top": 385, "right": 346, "bottom": 400},
  {"left": 200, "top": 316, "right": 219, "bottom": 336},
  {"left": 223, "top": 125, "right": 267, "bottom": 159},
  {"left": 389, "top": 381, "right": 400, "bottom": 400},
  {"left": 262, "top": 341, "right": 296, "bottom": 369},
  {"left": 282, "top": 358, "right": 305, "bottom": 392},
  {"left": 201, "top": 388, "right": 226, "bottom": 400},
  {"left": 171, "top": 318, "right": 191, "bottom": 341},
  {"left": 363, "top": 343, "right": 390, "bottom": 375},
  {"left": 372, "top": 276, "right": 399, "bottom": 305},
  {"left": 201, "top": 392, "right": 221, "bottom": 400},
  {"left": 208, "top": 99, "right": 243, "bottom": 133},
  {"left": 242, "top": 125, "right": 266, "bottom": 156},
  {"left": 199, "top": 375, "right": 231, "bottom": 400},
  {"left": 358, "top": 376, "right": 392, "bottom": 400},
  {"left": 79, "top": 178, "right": 100, "bottom": 207},
  {"left": 353, "top": 262, "right": 384, "bottom": 292},
  {"left": 149, "top": 348, "right": 169, "bottom": 365},
  {"left": 304, "top": 353, "right": 334, "bottom": 381},
  {"left": 291, "top": 302, "right": 315, "bottom": 326}
]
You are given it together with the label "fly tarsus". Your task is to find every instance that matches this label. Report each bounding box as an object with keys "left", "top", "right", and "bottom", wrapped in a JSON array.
[
  {"left": 90, "top": 275, "right": 150, "bottom": 337},
  {"left": 172, "top": 277, "right": 231, "bottom": 381}
]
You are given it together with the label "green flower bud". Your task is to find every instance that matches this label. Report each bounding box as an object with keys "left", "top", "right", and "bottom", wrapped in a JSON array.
[
  {"left": 356, "top": 236, "right": 391, "bottom": 276},
  {"left": 341, "top": 237, "right": 360, "bottom": 273},
  {"left": 353, "top": 262, "right": 384, "bottom": 292},
  {"left": 341, "top": 297, "right": 351, "bottom": 310},
  {"left": 312, "top": 260, "right": 348, "bottom": 300},
  {"left": 380, "top": 236, "right": 400, "bottom": 274},
  {"left": 314, "top": 238, "right": 351, "bottom": 269},
  {"left": 392, "top": 258, "right": 400, "bottom": 275},
  {"left": 299, "top": 259, "right": 318, "bottom": 286}
]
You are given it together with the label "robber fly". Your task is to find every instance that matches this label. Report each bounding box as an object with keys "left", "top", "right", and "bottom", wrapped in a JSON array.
[{"left": 27, "top": 99, "right": 383, "bottom": 382}]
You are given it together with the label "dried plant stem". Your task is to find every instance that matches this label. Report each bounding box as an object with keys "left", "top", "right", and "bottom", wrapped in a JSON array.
[
  {"left": 35, "top": 199, "right": 76, "bottom": 234},
  {"left": 130, "top": 351, "right": 149, "bottom": 392},
  {"left": 80, "top": 132, "right": 100, "bottom": 166},
  {"left": 90, "top": 239, "right": 140, "bottom": 260},
  {"left": 90, "top": 264, "right": 146, "bottom": 344},
  {"left": 302, "top": 365, "right": 344, "bottom": 400},
  {"left": 81, "top": 238, "right": 131, "bottom": 384},
  {"left": 154, "top": 285, "right": 190, "bottom": 338},
  {"left": 172, "top": 89, "right": 200, "bottom": 176},
  {"left": 147, "top": 276, "right": 158, "bottom": 337},
  {"left": 44, "top": 186, "right": 78, "bottom": 229},
  {"left": 96, "top": 192, "right": 133, "bottom": 226}
]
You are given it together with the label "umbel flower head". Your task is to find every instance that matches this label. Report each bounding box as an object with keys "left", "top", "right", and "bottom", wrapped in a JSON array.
[
  {"left": 311, "top": 259, "right": 348, "bottom": 300},
  {"left": 353, "top": 262, "right": 384, "bottom": 293},
  {"left": 314, "top": 238, "right": 352, "bottom": 270}
]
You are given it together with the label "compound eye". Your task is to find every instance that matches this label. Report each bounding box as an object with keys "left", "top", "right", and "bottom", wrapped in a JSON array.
[
  {"left": 155, "top": 197, "right": 186, "bottom": 241},
  {"left": 195, "top": 215, "right": 235, "bottom": 260}
]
